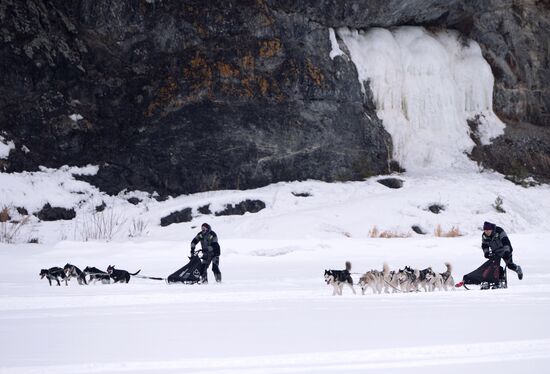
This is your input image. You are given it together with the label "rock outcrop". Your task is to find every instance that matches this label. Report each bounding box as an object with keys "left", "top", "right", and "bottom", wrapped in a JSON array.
[
  {"left": 35, "top": 203, "right": 76, "bottom": 221},
  {"left": 0, "top": 0, "right": 391, "bottom": 196},
  {"left": 1, "top": 0, "right": 548, "bottom": 195},
  {"left": 160, "top": 207, "right": 193, "bottom": 227},
  {"left": 214, "top": 199, "right": 266, "bottom": 216}
]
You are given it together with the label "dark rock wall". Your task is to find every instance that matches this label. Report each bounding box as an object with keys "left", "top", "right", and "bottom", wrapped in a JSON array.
[
  {"left": 0, "top": 0, "right": 391, "bottom": 195},
  {"left": 454, "top": 0, "right": 550, "bottom": 180},
  {"left": 1, "top": 0, "right": 549, "bottom": 194}
]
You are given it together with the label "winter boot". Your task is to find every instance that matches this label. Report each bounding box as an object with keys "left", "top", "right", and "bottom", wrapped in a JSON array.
[
  {"left": 480, "top": 282, "right": 490, "bottom": 290},
  {"left": 516, "top": 265, "right": 523, "bottom": 280}
]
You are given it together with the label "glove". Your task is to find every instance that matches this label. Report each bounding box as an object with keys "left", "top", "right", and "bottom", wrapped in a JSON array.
[
  {"left": 190, "top": 246, "right": 195, "bottom": 256},
  {"left": 484, "top": 250, "right": 494, "bottom": 259}
]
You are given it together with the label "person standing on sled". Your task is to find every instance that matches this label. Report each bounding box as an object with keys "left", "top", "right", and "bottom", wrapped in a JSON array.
[
  {"left": 190, "top": 223, "right": 222, "bottom": 284},
  {"left": 481, "top": 221, "right": 523, "bottom": 280}
]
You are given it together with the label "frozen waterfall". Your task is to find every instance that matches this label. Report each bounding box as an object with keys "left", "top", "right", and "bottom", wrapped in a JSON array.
[{"left": 337, "top": 26, "right": 505, "bottom": 173}]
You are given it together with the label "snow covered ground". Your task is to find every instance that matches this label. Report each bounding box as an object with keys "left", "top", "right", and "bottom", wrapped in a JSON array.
[
  {"left": 1, "top": 170, "right": 550, "bottom": 373},
  {"left": 1, "top": 236, "right": 550, "bottom": 373}
]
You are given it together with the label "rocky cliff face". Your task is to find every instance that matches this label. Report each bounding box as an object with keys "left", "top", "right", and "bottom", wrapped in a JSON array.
[
  {"left": 0, "top": 0, "right": 392, "bottom": 195},
  {"left": 1, "top": 0, "right": 548, "bottom": 196},
  {"left": 272, "top": 0, "right": 550, "bottom": 181}
]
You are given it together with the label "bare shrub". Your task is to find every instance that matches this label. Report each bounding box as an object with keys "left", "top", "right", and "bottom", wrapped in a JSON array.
[
  {"left": 369, "top": 226, "right": 379, "bottom": 238},
  {"left": 493, "top": 196, "right": 506, "bottom": 213},
  {"left": 378, "top": 230, "right": 411, "bottom": 238},
  {"left": 434, "top": 224, "right": 462, "bottom": 237},
  {"left": 0, "top": 205, "right": 30, "bottom": 244},
  {"left": 0, "top": 206, "right": 9, "bottom": 222},
  {"left": 369, "top": 225, "right": 411, "bottom": 238},
  {"left": 128, "top": 217, "right": 149, "bottom": 238},
  {"left": 75, "top": 207, "right": 127, "bottom": 241}
]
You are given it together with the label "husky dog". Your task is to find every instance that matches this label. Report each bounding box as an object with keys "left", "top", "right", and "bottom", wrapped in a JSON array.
[
  {"left": 83, "top": 266, "right": 111, "bottom": 284},
  {"left": 425, "top": 269, "right": 443, "bottom": 291},
  {"left": 382, "top": 263, "right": 400, "bottom": 293},
  {"left": 324, "top": 261, "right": 356, "bottom": 296},
  {"left": 439, "top": 262, "right": 455, "bottom": 291},
  {"left": 426, "top": 263, "right": 455, "bottom": 291},
  {"left": 417, "top": 267, "right": 436, "bottom": 292},
  {"left": 397, "top": 266, "right": 420, "bottom": 292},
  {"left": 63, "top": 263, "right": 88, "bottom": 285},
  {"left": 359, "top": 269, "right": 384, "bottom": 295},
  {"left": 39, "top": 267, "right": 68, "bottom": 286},
  {"left": 107, "top": 265, "right": 141, "bottom": 283},
  {"left": 406, "top": 266, "right": 422, "bottom": 292}
]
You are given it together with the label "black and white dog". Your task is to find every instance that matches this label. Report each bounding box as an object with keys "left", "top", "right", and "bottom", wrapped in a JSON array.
[
  {"left": 83, "top": 266, "right": 111, "bottom": 284},
  {"left": 417, "top": 267, "right": 436, "bottom": 292},
  {"left": 397, "top": 266, "right": 420, "bottom": 292},
  {"left": 106, "top": 265, "right": 141, "bottom": 283},
  {"left": 63, "top": 263, "right": 88, "bottom": 285},
  {"left": 439, "top": 262, "right": 455, "bottom": 291},
  {"left": 39, "top": 267, "right": 68, "bottom": 286},
  {"left": 424, "top": 263, "right": 454, "bottom": 291},
  {"left": 324, "top": 261, "right": 356, "bottom": 296}
]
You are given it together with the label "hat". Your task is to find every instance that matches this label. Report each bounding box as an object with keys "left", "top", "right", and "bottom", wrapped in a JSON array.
[
  {"left": 483, "top": 221, "right": 495, "bottom": 230},
  {"left": 201, "top": 223, "right": 211, "bottom": 230}
]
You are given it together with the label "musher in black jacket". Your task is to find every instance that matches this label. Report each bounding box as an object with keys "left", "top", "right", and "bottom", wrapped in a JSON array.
[
  {"left": 191, "top": 223, "right": 222, "bottom": 283},
  {"left": 482, "top": 221, "right": 523, "bottom": 280}
]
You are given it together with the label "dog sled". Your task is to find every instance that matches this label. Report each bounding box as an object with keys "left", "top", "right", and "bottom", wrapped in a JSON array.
[
  {"left": 167, "top": 253, "right": 203, "bottom": 284},
  {"left": 457, "top": 258, "right": 507, "bottom": 290}
]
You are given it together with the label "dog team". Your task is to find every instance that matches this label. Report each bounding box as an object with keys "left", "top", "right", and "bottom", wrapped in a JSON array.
[
  {"left": 324, "top": 262, "right": 454, "bottom": 295},
  {"left": 39, "top": 263, "right": 141, "bottom": 286}
]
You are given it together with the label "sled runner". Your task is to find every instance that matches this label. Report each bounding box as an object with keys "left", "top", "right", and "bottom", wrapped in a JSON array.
[
  {"left": 167, "top": 253, "right": 203, "bottom": 284},
  {"left": 457, "top": 258, "right": 507, "bottom": 290}
]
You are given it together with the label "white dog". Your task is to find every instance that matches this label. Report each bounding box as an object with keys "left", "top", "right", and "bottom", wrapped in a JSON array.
[{"left": 359, "top": 269, "right": 384, "bottom": 294}]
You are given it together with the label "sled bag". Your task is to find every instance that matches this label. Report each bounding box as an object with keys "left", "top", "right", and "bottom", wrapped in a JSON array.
[
  {"left": 167, "top": 255, "right": 202, "bottom": 284},
  {"left": 462, "top": 258, "right": 503, "bottom": 285}
]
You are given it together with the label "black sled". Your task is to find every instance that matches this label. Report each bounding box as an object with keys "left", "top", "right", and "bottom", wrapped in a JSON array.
[
  {"left": 167, "top": 253, "right": 203, "bottom": 284},
  {"left": 461, "top": 258, "right": 507, "bottom": 290}
]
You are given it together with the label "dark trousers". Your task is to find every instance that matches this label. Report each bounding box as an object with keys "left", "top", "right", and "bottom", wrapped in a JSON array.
[
  {"left": 502, "top": 251, "right": 519, "bottom": 272},
  {"left": 201, "top": 252, "right": 222, "bottom": 283}
]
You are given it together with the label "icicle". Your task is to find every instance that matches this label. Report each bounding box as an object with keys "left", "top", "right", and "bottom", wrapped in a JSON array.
[{"left": 338, "top": 26, "right": 505, "bottom": 174}]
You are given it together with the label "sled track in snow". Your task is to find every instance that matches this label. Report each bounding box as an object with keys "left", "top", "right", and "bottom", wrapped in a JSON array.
[{"left": 3, "top": 339, "right": 549, "bottom": 374}]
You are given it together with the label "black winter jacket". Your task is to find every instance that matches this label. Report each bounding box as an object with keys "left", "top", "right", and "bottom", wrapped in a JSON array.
[
  {"left": 191, "top": 229, "right": 221, "bottom": 256},
  {"left": 482, "top": 226, "right": 513, "bottom": 258}
]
